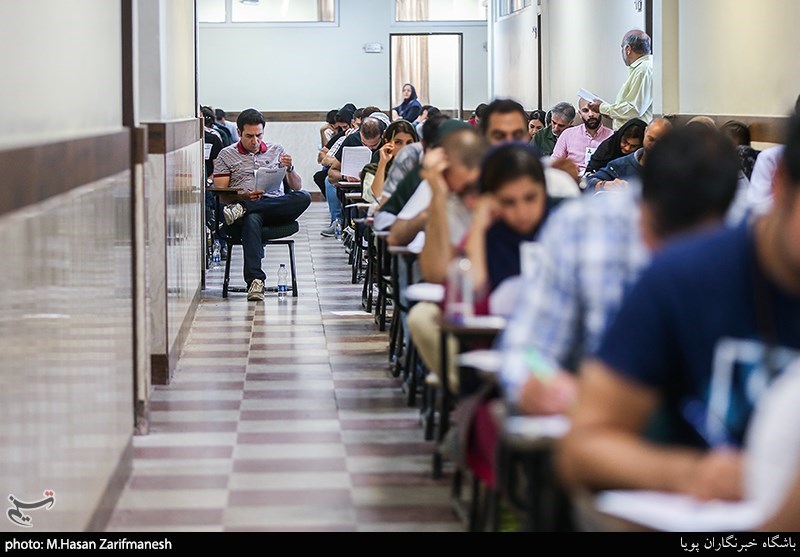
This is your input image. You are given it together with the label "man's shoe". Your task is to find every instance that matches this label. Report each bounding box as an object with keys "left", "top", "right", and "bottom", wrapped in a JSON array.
[
  {"left": 223, "top": 203, "right": 245, "bottom": 226},
  {"left": 247, "top": 279, "right": 265, "bottom": 301},
  {"left": 320, "top": 222, "right": 337, "bottom": 237}
]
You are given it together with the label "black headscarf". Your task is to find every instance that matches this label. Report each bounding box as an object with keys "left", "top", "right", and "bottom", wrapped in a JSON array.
[{"left": 585, "top": 118, "right": 647, "bottom": 175}]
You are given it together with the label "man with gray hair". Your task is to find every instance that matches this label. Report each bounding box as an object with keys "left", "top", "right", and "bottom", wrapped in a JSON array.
[
  {"left": 589, "top": 29, "right": 654, "bottom": 131},
  {"left": 531, "top": 101, "right": 576, "bottom": 156}
]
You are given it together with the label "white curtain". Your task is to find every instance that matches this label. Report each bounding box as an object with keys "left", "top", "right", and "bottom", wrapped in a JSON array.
[
  {"left": 394, "top": 1, "right": 431, "bottom": 108},
  {"left": 317, "top": 0, "right": 335, "bottom": 22}
]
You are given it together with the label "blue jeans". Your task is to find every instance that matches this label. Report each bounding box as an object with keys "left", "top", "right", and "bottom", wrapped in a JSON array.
[
  {"left": 224, "top": 191, "right": 311, "bottom": 284},
  {"left": 325, "top": 177, "right": 343, "bottom": 226}
]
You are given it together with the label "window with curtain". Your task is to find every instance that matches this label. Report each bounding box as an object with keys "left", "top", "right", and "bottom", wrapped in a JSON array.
[
  {"left": 497, "top": 0, "right": 532, "bottom": 18},
  {"left": 199, "top": 0, "right": 337, "bottom": 23},
  {"left": 395, "top": 0, "right": 487, "bottom": 22}
]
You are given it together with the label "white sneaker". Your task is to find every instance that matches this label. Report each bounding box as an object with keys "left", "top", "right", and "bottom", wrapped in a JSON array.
[
  {"left": 223, "top": 203, "right": 245, "bottom": 226},
  {"left": 247, "top": 279, "right": 265, "bottom": 301},
  {"left": 320, "top": 222, "right": 337, "bottom": 237}
]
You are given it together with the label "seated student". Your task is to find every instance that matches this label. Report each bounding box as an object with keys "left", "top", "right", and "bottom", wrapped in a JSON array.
[
  {"left": 528, "top": 109, "right": 547, "bottom": 139},
  {"left": 213, "top": 108, "right": 311, "bottom": 301},
  {"left": 499, "top": 124, "right": 751, "bottom": 418},
  {"left": 215, "top": 108, "right": 239, "bottom": 143},
  {"left": 551, "top": 98, "right": 614, "bottom": 176},
  {"left": 364, "top": 119, "right": 419, "bottom": 205},
  {"left": 320, "top": 109, "right": 339, "bottom": 149},
  {"left": 320, "top": 115, "right": 384, "bottom": 236},
  {"left": 584, "top": 118, "right": 646, "bottom": 176},
  {"left": 314, "top": 109, "right": 354, "bottom": 199},
  {"left": 584, "top": 118, "right": 672, "bottom": 191},
  {"left": 415, "top": 105, "right": 439, "bottom": 138},
  {"left": 556, "top": 117, "right": 800, "bottom": 502},
  {"left": 393, "top": 83, "right": 424, "bottom": 122},
  {"left": 531, "top": 102, "right": 576, "bottom": 156},
  {"left": 398, "top": 125, "right": 488, "bottom": 389},
  {"left": 464, "top": 143, "right": 552, "bottom": 316},
  {"left": 373, "top": 114, "right": 451, "bottom": 232},
  {"left": 721, "top": 120, "right": 760, "bottom": 181}
]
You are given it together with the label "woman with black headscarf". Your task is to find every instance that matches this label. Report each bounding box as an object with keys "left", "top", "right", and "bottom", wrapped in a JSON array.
[
  {"left": 585, "top": 118, "right": 647, "bottom": 176},
  {"left": 392, "top": 83, "right": 423, "bottom": 122}
]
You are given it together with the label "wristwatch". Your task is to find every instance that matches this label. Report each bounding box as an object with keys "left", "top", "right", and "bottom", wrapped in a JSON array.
[{"left": 286, "top": 165, "right": 295, "bottom": 174}]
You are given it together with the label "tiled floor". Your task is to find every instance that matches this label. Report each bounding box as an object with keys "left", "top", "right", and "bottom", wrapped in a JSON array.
[{"left": 106, "top": 201, "right": 462, "bottom": 532}]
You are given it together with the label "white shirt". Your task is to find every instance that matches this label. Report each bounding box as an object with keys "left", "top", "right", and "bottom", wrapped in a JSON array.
[{"left": 748, "top": 145, "right": 784, "bottom": 215}]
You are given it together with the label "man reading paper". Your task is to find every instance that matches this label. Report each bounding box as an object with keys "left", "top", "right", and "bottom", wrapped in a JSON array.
[{"left": 214, "top": 108, "right": 311, "bottom": 301}]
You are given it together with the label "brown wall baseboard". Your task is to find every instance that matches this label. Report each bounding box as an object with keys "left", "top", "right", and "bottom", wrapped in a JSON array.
[
  {"left": 145, "top": 118, "right": 203, "bottom": 154},
  {"left": 664, "top": 114, "right": 788, "bottom": 144},
  {"left": 167, "top": 284, "right": 201, "bottom": 383},
  {"left": 0, "top": 130, "right": 130, "bottom": 218}
]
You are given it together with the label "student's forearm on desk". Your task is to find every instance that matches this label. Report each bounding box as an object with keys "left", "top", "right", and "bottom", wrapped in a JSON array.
[
  {"left": 418, "top": 190, "right": 451, "bottom": 285},
  {"left": 388, "top": 213, "right": 426, "bottom": 247}
]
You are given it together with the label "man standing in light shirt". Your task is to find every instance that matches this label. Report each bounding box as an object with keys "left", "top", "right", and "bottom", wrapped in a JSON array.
[
  {"left": 589, "top": 29, "right": 654, "bottom": 131},
  {"left": 551, "top": 98, "right": 614, "bottom": 175}
]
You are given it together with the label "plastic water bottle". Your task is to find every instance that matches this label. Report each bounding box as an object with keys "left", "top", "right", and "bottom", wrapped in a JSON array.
[
  {"left": 212, "top": 239, "right": 221, "bottom": 268},
  {"left": 444, "top": 257, "right": 474, "bottom": 324},
  {"left": 277, "top": 264, "right": 288, "bottom": 300},
  {"left": 334, "top": 220, "right": 342, "bottom": 242}
]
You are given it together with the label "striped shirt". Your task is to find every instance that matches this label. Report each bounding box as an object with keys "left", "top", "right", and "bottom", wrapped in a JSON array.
[{"left": 214, "top": 141, "right": 286, "bottom": 198}]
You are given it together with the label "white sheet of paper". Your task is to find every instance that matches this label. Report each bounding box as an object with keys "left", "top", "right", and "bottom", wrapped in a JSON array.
[
  {"left": 594, "top": 490, "right": 763, "bottom": 532},
  {"left": 341, "top": 146, "right": 372, "bottom": 179},
  {"left": 255, "top": 166, "right": 286, "bottom": 195},
  {"left": 330, "top": 310, "right": 370, "bottom": 316},
  {"left": 577, "top": 88, "right": 606, "bottom": 104},
  {"left": 204, "top": 143, "right": 213, "bottom": 160}
]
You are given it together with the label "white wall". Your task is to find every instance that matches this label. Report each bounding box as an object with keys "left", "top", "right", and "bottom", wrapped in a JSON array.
[
  {"left": 675, "top": 0, "right": 800, "bottom": 117},
  {"left": 491, "top": 4, "right": 539, "bottom": 110},
  {"left": 0, "top": 1, "right": 123, "bottom": 149},
  {"left": 542, "top": 0, "right": 645, "bottom": 112},
  {"left": 139, "top": 0, "right": 197, "bottom": 122},
  {"left": 198, "top": 0, "right": 488, "bottom": 113}
]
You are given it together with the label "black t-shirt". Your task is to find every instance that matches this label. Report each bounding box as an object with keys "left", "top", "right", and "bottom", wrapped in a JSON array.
[
  {"left": 204, "top": 131, "right": 223, "bottom": 181},
  {"left": 334, "top": 132, "right": 364, "bottom": 162},
  {"left": 326, "top": 130, "right": 346, "bottom": 150}
]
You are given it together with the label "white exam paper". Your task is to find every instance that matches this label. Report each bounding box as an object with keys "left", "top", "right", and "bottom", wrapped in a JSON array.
[
  {"left": 577, "top": 88, "right": 606, "bottom": 104},
  {"left": 341, "top": 146, "right": 372, "bottom": 179}
]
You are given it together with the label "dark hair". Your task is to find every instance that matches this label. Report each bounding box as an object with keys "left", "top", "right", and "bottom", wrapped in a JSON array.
[
  {"left": 475, "top": 103, "right": 489, "bottom": 119},
  {"left": 479, "top": 143, "right": 547, "bottom": 195},
  {"left": 785, "top": 115, "right": 800, "bottom": 187},
  {"left": 325, "top": 109, "right": 338, "bottom": 125},
  {"left": 421, "top": 113, "right": 451, "bottom": 147},
  {"left": 427, "top": 107, "right": 441, "bottom": 119},
  {"left": 384, "top": 120, "right": 419, "bottom": 143},
  {"left": 480, "top": 98, "right": 528, "bottom": 135},
  {"left": 214, "top": 108, "right": 226, "bottom": 121},
  {"left": 353, "top": 108, "right": 365, "bottom": 121},
  {"left": 201, "top": 106, "right": 215, "bottom": 127},
  {"left": 720, "top": 120, "right": 751, "bottom": 147},
  {"left": 363, "top": 106, "right": 382, "bottom": 117},
  {"left": 529, "top": 110, "right": 546, "bottom": 125},
  {"left": 420, "top": 105, "right": 433, "bottom": 113},
  {"left": 642, "top": 125, "right": 740, "bottom": 237},
  {"left": 545, "top": 110, "right": 553, "bottom": 126},
  {"left": 335, "top": 110, "right": 353, "bottom": 125},
  {"left": 341, "top": 103, "right": 357, "bottom": 113},
  {"left": 236, "top": 108, "right": 266, "bottom": 131}
]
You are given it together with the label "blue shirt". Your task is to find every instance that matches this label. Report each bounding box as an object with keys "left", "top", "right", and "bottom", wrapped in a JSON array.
[
  {"left": 596, "top": 222, "right": 800, "bottom": 447},
  {"left": 584, "top": 149, "right": 644, "bottom": 191}
]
